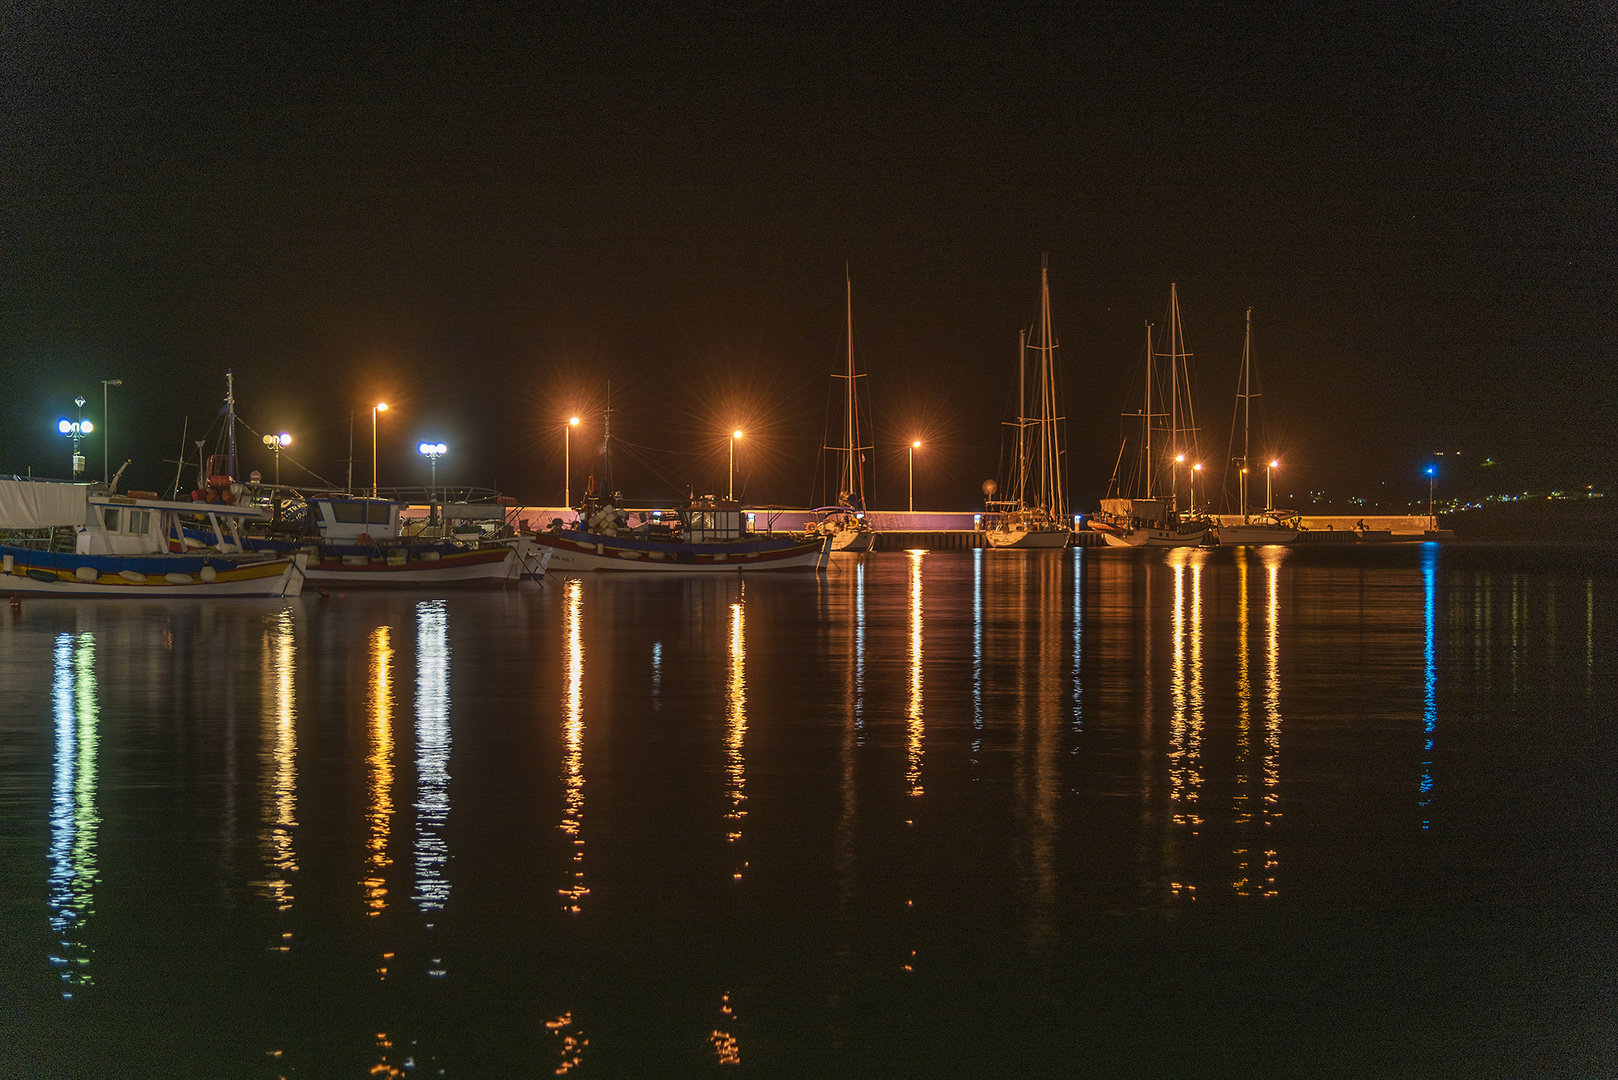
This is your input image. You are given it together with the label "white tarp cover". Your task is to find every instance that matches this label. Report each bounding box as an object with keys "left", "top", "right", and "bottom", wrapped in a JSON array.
[
  {"left": 0, "top": 479, "right": 88, "bottom": 528},
  {"left": 1101, "top": 498, "right": 1164, "bottom": 519}
]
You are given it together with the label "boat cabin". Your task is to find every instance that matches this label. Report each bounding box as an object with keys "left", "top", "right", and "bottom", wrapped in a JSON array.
[
  {"left": 0, "top": 479, "right": 271, "bottom": 556},
  {"left": 309, "top": 498, "right": 405, "bottom": 542},
  {"left": 682, "top": 497, "right": 752, "bottom": 543}
]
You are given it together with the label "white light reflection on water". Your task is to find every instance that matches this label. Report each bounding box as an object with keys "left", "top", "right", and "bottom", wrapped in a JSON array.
[
  {"left": 906, "top": 550, "right": 924, "bottom": 798},
  {"left": 972, "top": 549, "right": 983, "bottom": 758},
  {"left": 363, "top": 626, "right": 394, "bottom": 916},
  {"left": 48, "top": 632, "right": 99, "bottom": 998},
  {"left": 726, "top": 590, "right": 748, "bottom": 879},
  {"left": 413, "top": 600, "right": 451, "bottom": 923},
  {"left": 1070, "top": 548, "right": 1083, "bottom": 733},
  {"left": 1421, "top": 543, "right": 1438, "bottom": 829},
  {"left": 855, "top": 559, "right": 866, "bottom": 739},
  {"left": 258, "top": 609, "right": 297, "bottom": 919},
  {"left": 651, "top": 641, "right": 663, "bottom": 709},
  {"left": 836, "top": 563, "right": 864, "bottom": 906},
  {"left": 560, "top": 580, "right": 588, "bottom": 911}
]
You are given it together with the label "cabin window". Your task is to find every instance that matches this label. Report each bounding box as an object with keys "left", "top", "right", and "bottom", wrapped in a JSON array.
[
  {"left": 369, "top": 503, "right": 393, "bottom": 525},
  {"left": 127, "top": 510, "right": 150, "bottom": 535},
  {"left": 102, "top": 507, "right": 120, "bottom": 532},
  {"left": 332, "top": 503, "right": 366, "bottom": 524}
]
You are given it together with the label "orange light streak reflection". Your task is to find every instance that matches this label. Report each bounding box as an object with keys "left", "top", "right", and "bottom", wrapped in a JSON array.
[
  {"left": 363, "top": 626, "right": 394, "bottom": 916},
  {"left": 560, "top": 580, "right": 588, "bottom": 912}
]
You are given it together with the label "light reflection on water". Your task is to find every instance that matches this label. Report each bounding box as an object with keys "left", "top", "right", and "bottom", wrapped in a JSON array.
[
  {"left": 726, "top": 589, "right": 747, "bottom": 878},
  {"left": 363, "top": 625, "right": 393, "bottom": 916},
  {"left": 905, "top": 551, "right": 923, "bottom": 798},
  {"left": 47, "top": 631, "right": 98, "bottom": 998},
  {"left": 258, "top": 609, "right": 297, "bottom": 918},
  {"left": 4, "top": 545, "right": 1613, "bottom": 1076},
  {"left": 413, "top": 599, "right": 452, "bottom": 922},
  {"left": 560, "top": 579, "right": 587, "bottom": 912}
]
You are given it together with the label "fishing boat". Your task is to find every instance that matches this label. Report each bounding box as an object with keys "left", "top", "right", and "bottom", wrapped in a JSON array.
[
  {"left": 1089, "top": 286, "right": 1210, "bottom": 548},
  {"left": 534, "top": 492, "right": 832, "bottom": 573},
  {"left": 985, "top": 256, "right": 1072, "bottom": 549},
  {"left": 1213, "top": 309, "right": 1299, "bottom": 546},
  {"left": 0, "top": 477, "right": 306, "bottom": 597},
  {"left": 809, "top": 269, "right": 876, "bottom": 552},
  {"left": 240, "top": 493, "right": 546, "bottom": 588}
]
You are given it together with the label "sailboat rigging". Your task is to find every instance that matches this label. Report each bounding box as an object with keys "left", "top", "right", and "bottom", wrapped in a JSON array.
[
  {"left": 1089, "top": 283, "right": 1209, "bottom": 547},
  {"left": 808, "top": 268, "right": 876, "bottom": 552},
  {"left": 1214, "top": 308, "right": 1298, "bottom": 545},
  {"left": 985, "top": 256, "right": 1071, "bottom": 549}
]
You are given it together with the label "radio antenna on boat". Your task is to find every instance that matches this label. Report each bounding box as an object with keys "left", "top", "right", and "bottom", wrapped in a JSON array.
[
  {"left": 602, "top": 381, "right": 614, "bottom": 496},
  {"left": 225, "top": 371, "right": 238, "bottom": 481}
]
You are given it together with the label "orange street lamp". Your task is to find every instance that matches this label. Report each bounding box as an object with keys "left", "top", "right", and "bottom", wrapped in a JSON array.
[
  {"left": 565, "top": 416, "right": 581, "bottom": 507},
  {"left": 1268, "top": 459, "right": 1280, "bottom": 513},
  {"left": 372, "top": 403, "right": 388, "bottom": 498},
  {"left": 909, "top": 440, "right": 922, "bottom": 513},
  {"left": 729, "top": 429, "right": 743, "bottom": 501}
]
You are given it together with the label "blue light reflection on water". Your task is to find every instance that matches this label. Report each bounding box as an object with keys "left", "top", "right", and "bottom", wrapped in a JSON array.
[
  {"left": 47, "top": 632, "right": 98, "bottom": 999},
  {"left": 1421, "top": 542, "right": 1438, "bottom": 829}
]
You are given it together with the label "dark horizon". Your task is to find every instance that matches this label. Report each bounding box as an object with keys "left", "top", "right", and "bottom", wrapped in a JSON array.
[{"left": 3, "top": 4, "right": 1612, "bottom": 511}]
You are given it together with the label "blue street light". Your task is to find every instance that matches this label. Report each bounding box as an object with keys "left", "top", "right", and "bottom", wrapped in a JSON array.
[
  {"left": 58, "top": 396, "right": 92, "bottom": 478},
  {"left": 419, "top": 442, "right": 447, "bottom": 525}
]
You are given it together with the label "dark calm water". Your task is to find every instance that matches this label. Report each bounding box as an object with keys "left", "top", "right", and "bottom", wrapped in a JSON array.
[{"left": 2, "top": 544, "right": 1614, "bottom": 1078}]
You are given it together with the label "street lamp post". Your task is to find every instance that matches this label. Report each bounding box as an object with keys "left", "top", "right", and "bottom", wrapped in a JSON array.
[
  {"left": 101, "top": 379, "right": 122, "bottom": 483},
  {"left": 909, "top": 440, "right": 921, "bottom": 513},
  {"left": 1426, "top": 465, "right": 1435, "bottom": 525},
  {"left": 419, "top": 442, "right": 447, "bottom": 526},
  {"left": 1192, "top": 462, "right": 1203, "bottom": 512},
  {"left": 1267, "top": 459, "right": 1279, "bottom": 513},
  {"left": 262, "top": 433, "right": 291, "bottom": 486},
  {"left": 371, "top": 403, "right": 388, "bottom": 499},
  {"left": 58, "top": 397, "right": 92, "bottom": 479},
  {"left": 565, "top": 416, "right": 580, "bottom": 507},
  {"left": 729, "top": 430, "right": 743, "bottom": 501}
]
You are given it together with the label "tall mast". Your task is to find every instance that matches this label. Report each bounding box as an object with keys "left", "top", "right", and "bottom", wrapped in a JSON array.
[
  {"left": 1037, "top": 254, "right": 1064, "bottom": 518},
  {"left": 1169, "top": 286, "right": 1180, "bottom": 513},
  {"left": 1016, "top": 328, "right": 1027, "bottom": 508},
  {"left": 1143, "top": 321, "right": 1154, "bottom": 501},
  {"left": 1238, "top": 308, "right": 1253, "bottom": 519},
  {"left": 845, "top": 267, "right": 856, "bottom": 501},
  {"left": 225, "top": 370, "right": 237, "bottom": 479}
]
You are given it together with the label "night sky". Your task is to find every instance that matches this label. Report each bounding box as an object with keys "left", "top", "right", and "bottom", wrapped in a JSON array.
[{"left": 3, "top": 3, "right": 1611, "bottom": 511}]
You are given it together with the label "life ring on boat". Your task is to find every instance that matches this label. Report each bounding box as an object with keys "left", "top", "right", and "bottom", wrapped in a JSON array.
[{"left": 356, "top": 533, "right": 372, "bottom": 545}]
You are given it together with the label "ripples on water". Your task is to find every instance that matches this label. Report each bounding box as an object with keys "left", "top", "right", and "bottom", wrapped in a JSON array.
[{"left": 0, "top": 544, "right": 1613, "bottom": 1077}]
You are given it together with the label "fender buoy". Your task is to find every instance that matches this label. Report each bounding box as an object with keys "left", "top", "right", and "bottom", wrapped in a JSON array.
[{"left": 356, "top": 533, "right": 372, "bottom": 545}]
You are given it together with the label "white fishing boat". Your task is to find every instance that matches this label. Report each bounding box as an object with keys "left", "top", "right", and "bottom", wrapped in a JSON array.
[
  {"left": 535, "top": 494, "right": 832, "bottom": 573},
  {"left": 245, "top": 495, "right": 546, "bottom": 588},
  {"left": 1089, "top": 286, "right": 1209, "bottom": 548},
  {"left": 0, "top": 477, "right": 306, "bottom": 597},
  {"left": 809, "top": 268, "right": 876, "bottom": 553},
  {"left": 985, "top": 256, "right": 1072, "bottom": 549},
  {"left": 1213, "top": 309, "right": 1298, "bottom": 546}
]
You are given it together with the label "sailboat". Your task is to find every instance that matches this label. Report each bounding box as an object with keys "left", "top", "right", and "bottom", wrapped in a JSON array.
[
  {"left": 808, "top": 269, "right": 876, "bottom": 552},
  {"left": 985, "top": 256, "right": 1071, "bottom": 549},
  {"left": 1214, "top": 309, "right": 1299, "bottom": 545},
  {"left": 1089, "top": 285, "right": 1209, "bottom": 547}
]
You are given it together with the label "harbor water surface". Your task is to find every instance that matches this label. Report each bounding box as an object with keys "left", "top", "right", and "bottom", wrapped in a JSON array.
[{"left": 2, "top": 544, "right": 1614, "bottom": 1077}]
